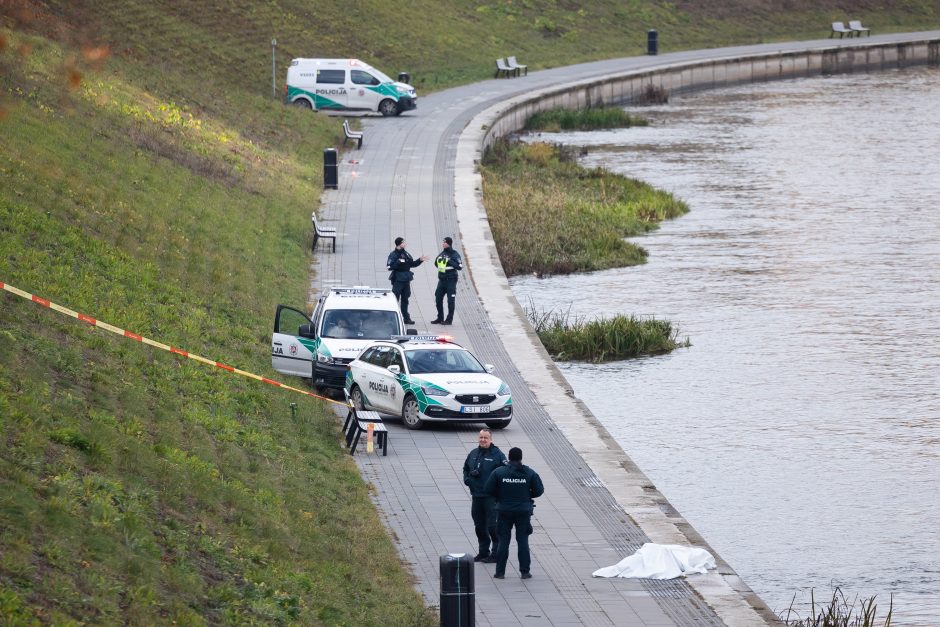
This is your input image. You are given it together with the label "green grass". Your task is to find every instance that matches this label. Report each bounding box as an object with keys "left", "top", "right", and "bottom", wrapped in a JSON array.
[
  {"left": 0, "top": 30, "right": 432, "bottom": 625},
  {"left": 481, "top": 138, "right": 688, "bottom": 276},
  {"left": 526, "top": 304, "right": 689, "bottom": 362},
  {"left": 525, "top": 107, "right": 648, "bottom": 132}
]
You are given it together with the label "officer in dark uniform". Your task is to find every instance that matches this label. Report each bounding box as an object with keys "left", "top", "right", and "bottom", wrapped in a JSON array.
[
  {"left": 463, "top": 429, "right": 507, "bottom": 563},
  {"left": 386, "top": 237, "right": 428, "bottom": 325},
  {"left": 430, "top": 236, "right": 463, "bottom": 325},
  {"left": 484, "top": 446, "right": 545, "bottom": 579}
]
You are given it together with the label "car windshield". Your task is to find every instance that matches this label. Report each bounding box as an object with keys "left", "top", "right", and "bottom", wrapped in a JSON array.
[
  {"left": 370, "top": 67, "right": 393, "bottom": 83},
  {"left": 406, "top": 348, "right": 486, "bottom": 374},
  {"left": 321, "top": 309, "right": 399, "bottom": 339}
]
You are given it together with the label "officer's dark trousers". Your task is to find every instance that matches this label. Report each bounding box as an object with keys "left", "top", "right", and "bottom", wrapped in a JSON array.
[
  {"left": 471, "top": 496, "right": 498, "bottom": 557},
  {"left": 495, "top": 510, "right": 533, "bottom": 576},
  {"left": 434, "top": 277, "right": 457, "bottom": 322},
  {"left": 391, "top": 281, "right": 412, "bottom": 320}
]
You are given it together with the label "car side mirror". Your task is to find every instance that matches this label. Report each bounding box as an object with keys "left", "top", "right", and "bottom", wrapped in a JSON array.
[
  {"left": 388, "top": 365, "right": 401, "bottom": 375},
  {"left": 485, "top": 364, "right": 495, "bottom": 374},
  {"left": 299, "top": 324, "right": 316, "bottom": 338}
]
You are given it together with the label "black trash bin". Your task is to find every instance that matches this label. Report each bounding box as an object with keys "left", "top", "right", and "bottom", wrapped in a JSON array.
[
  {"left": 647, "top": 29, "right": 658, "bottom": 56},
  {"left": 397, "top": 71, "right": 411, "bottom": 84},
  {"left": 440, "top": 553, "right": 474, "bottom": 627},
  {"left": 323, "top": 148, "right": 338, "bottom": 190}
]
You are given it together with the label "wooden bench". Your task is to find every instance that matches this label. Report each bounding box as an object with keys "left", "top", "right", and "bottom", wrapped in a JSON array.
[
  {"left": 507, "top": 56, "right": 527, "bottom": 76},
  {"left": 311, "top": 212, "right": 337, "bottom": 252},
  {"left": 495, "top": 58, "right": 514, "bottom": 78},
  {"left": 848, "top": 20, "right": 871, "bottom": 37},
  {"left": 342, "top": 119, "right": 363, "bottom": 149},
  {"left": 830, "top": 21, "right": 853, "bottom": 38},
  {"left": 347, "top": 410, "right": 389, "bottom": 456}
]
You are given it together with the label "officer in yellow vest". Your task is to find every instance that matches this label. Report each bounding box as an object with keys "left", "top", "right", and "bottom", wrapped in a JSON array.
[{"left": 430, "top": 237, "right": 463, "bottom": 325}]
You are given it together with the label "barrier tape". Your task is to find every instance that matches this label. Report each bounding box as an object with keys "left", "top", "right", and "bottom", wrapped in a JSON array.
[{"left": 1, "top": 280, "right": 349, "bottom": 408}]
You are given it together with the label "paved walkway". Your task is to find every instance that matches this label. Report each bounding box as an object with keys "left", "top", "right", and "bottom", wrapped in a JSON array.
[{"left": 313, "top": 33, "right": 939, "bottom": 626}]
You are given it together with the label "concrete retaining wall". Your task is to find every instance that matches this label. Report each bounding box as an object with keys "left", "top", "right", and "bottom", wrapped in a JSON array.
[{"left": 482, "top": 38, "right": 940, "bottom": 150}]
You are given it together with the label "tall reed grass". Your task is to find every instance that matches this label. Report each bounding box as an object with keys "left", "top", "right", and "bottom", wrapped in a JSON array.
[
  {"left": 526, "top": 303, "right": 689, "bottom": 362},
  {"left": 783, "top": 588, "right": 893, "bottom": 627},
  {"left": 524, "top": 107, "right": 648, "bottom": 132}
]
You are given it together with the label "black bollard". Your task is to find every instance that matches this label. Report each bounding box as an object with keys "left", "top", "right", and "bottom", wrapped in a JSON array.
[
  {"left": 647, "top": 29, "right": 658, "bottom": 55},
  {"left": 323, "top": 148, "right": 338, "bottom": 190},
  {"left": 397, "top": 71, "right": 411, "bottom": 84},
  {"left": 440, "top": 553, "right": 474, "bottom": 627}
]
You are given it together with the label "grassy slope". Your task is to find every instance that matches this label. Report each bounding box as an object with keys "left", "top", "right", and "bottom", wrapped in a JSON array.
[{"left": 2, "top": 0, "right": 939, "bottom": 624}]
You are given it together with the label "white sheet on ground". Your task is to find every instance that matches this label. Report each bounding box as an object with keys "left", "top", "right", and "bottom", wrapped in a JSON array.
[{"left": 592, "top": 543, "right": 717, "bottom": 579}]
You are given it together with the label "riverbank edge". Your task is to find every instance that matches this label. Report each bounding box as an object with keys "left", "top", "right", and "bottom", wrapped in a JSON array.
[{"left": 455, "top": 34, "right": 940, "bottom": 627}]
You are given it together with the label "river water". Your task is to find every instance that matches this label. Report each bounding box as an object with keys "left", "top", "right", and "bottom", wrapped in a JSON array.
[{"left": 510, "top": 68, "right": 940, "bottom": 624}]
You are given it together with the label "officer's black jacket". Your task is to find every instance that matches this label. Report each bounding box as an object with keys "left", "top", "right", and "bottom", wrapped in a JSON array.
[
  {"left": 386, "top": 248, "right": 424, "bottom": 283},
  {"left": 463, "top": 444, "right": 507, "bottom": 497},
  {"left": 434, "top": 248, "right": 463, "bottom": 281},
  {"left": 484, "top": 461, "right": 545, "bottom": 514}
]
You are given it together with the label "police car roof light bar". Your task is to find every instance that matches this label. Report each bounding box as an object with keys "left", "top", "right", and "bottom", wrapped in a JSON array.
[
  {"left": 390, "top": 334, "right": 454, "bottom": 343},
  {"left": 330, "top": 286, "right": 393, "bottom": 295}
]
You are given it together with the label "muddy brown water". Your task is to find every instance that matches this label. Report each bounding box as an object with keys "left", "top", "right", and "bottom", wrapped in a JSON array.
[{"left": 511, "top": 67, "right": 940, "bottom": 624}]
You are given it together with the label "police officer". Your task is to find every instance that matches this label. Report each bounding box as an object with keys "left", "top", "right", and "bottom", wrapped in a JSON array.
[
  {"left": 430, "top": 236, "right": 462, "bottom": 326},
  {"left": 484, "top": 446, "right": 544, "bottom": 580},
  {"left": 463, "top": 429, "right": 507, "bottom": 564},
  {"left": 386, "top": 237, "right": 428, "bottom": 325}
]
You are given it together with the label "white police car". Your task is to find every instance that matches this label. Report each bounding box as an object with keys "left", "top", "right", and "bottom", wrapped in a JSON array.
[
  {"left": 345, "top": 336, "right": 513, "bottom": 430},
  {"left": 271, "top": 286, "right": 414, "bottom": 390}
]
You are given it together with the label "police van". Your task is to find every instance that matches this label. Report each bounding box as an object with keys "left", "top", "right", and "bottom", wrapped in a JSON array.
[
  {"left": 285, "top": 58, "right": 417, "bottom": 116},
  {"left": 271, "top": 287, "right": 415, "bottom": 390}
]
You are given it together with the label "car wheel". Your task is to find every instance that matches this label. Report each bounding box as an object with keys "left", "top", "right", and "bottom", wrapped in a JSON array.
[
  {"left": 293, "top": 98, "right": 312, "bottom": 109},
  {"left": 378, "top": 99, "right": 398, "bottom": 117},
  {"left": 401, "top": 394, "right": 424, "bottom": 430},
  {"left": 486, "top": 419, "right": 511, "bottom": 430},
  {"left": 350, "top": 385, "right": 365, "bottom": 410}
]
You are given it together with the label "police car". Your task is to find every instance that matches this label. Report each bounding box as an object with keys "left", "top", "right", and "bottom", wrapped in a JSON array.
[
  {"left": 271, "top": 287, "right": 414, "bottom": 390},
  {"left": 345, "top": 336, "right": 513, "bottom": 430}
]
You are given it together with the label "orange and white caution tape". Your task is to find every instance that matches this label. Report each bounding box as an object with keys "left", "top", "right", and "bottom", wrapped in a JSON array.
[{"left": 1, "top": 280, "right": 348, "bottom": 408}]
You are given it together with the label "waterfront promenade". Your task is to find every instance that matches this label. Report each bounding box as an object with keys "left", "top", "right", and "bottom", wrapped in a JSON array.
[{"left": 313, "top": 32, "right": 939, "bottom": 626}]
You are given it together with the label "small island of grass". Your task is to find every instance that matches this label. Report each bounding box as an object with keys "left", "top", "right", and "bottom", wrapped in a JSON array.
[
  {"left": 480, "top": 138, "right": 688, "bottom": 277},
  {"left": 527, "top": 306, "right": 690, "bottom": 362}
]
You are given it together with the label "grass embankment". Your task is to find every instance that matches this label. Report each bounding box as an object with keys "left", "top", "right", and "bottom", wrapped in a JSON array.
[
  {"left": 10, "top": 0, "right": 940, "bottom": 96},
  {"left": 0, "top": 29, "right": 432, "bottom": 625},
  {"left": 481, "top": 138, "right": 688, "bottom": 277},
  {"left": 525, "top": 107, "right": 648, "bottom": 132},
  {"left": 526, "top": 306, "right": 689, "bottom": 362}
]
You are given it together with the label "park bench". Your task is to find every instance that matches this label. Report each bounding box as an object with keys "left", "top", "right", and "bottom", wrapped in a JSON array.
[
  {"left": 347, "top": 409, "right": 389, "bottom": 456},
  {"left": 495, "top": 58, "right": 514, "bottom": 78},
  {"left": 507, "top": 56, "right": 528, "bottom": 76},
  {"left": 848, "top": 20, "right": 871, "bottom": 36},
  {"left": 311, "top": 212, "right": 337, "bottom": 252},
  {"left": 342, "top": 119, "right": 363, "bottom": 149},
  {"left": 830, "top": 21, "right": 853, "bottom": 38}
]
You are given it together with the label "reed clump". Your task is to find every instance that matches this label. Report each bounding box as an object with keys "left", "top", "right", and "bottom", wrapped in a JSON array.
[
  {"left": 524, "top": 107, "right": 649, "bottom": 132},
  {"left": 526, "top": 304, "right": 689, "bottom": 362},
  {"left": 481, "top": 138, "right": 688, "bottom": 277},
  {"left": 783, "top": 587, "right": 893, "bottom": 627}
]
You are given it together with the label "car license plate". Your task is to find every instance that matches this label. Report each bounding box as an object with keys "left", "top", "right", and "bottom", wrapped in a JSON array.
[{"left": 460, "top": 405, "right": 490, "bottom": 414}]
